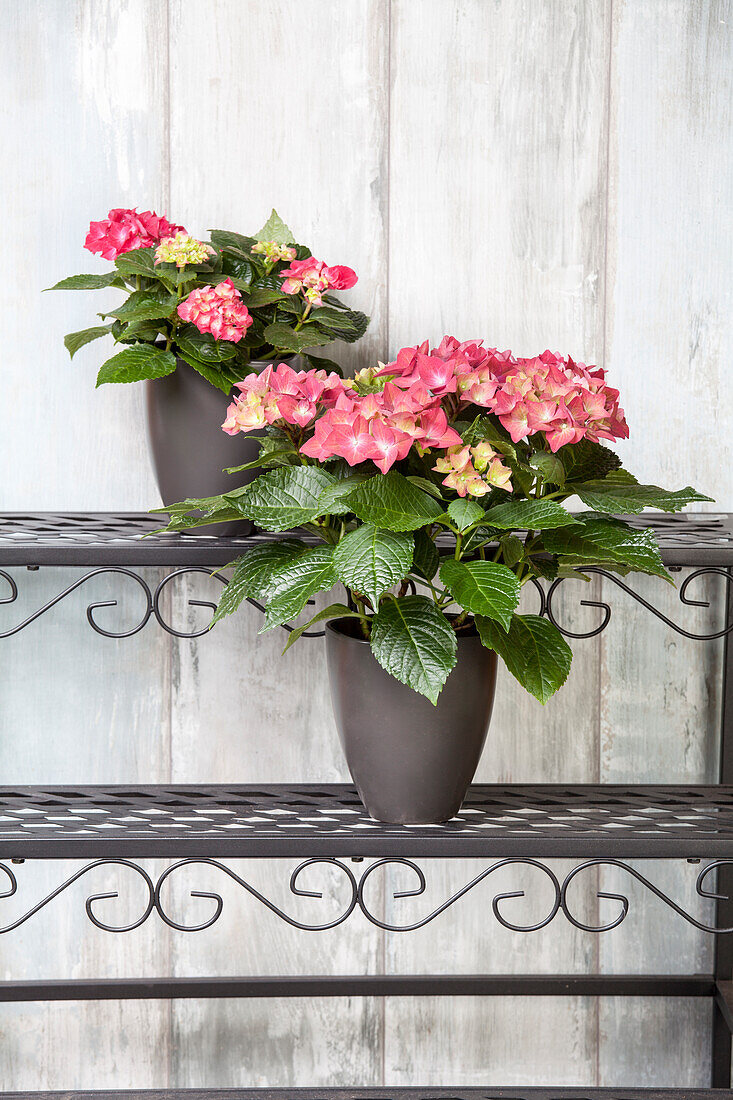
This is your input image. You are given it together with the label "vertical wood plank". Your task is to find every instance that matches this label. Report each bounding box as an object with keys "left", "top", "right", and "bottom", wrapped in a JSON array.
[
  {"left": 385, "top": 0, "right": 611, "bottom": 1084},
  {"left": 166, "top": 0, "right": 389, "bottom": 1084},
  {"left": 0, "top": 0, "right": 169, "bottom": 510},
  {"left": 599, "top": 0, "right": 732, "bottom": 1085}
]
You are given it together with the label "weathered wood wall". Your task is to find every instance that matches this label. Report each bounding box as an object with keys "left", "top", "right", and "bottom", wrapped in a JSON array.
[{"left": 0, "top": 0, "right": 731, "bottom": 1088}]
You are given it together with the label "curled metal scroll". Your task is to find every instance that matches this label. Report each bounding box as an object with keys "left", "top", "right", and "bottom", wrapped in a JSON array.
[
  {"left": 0, "top": 567, "right": 326, "bottom": 639},
  {"left": 0, "top": 567, "right": 153, "bottom": 639},
  {"left": 0, "top": 859, "right": 155, "bottom": 933},
  {"left": 560, "top": 859, "right": 733, "bottom": 933},
  {"left": 544, "top": 566, "right": 733, "bottom": 640},
  {"left": 357, "top": 857, "right": 561, "bottom": 932},
  {"left": 154, "top": 857, "right": 358, "bottom": 931}
]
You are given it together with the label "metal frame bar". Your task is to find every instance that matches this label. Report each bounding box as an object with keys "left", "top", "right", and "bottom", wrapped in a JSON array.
[{"left": 712, "top": 567, "right": 733, "bottom": 1085}]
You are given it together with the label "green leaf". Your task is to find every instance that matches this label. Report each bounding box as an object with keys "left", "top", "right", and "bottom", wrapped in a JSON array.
[
  {"left": 46, "top": 272, "right": 121, "bottom": 291},
  {"left": 412, "top": 529, "right": 440, "bottom": 581},
  {"left": 482, "top": 500, "right": 576, "bottom": 531},
  {"left": 96, "top": 345, "right": 176, "bottom": 386},
  {"left": 246, "top": 286, "right": 288, "bottom": 308},
  {"left": 542, "top": 517, "right": 671, "bottom": 580},
  {"left": 406, "top": 476, "right": 445, "bottom": 501},
  {"left": 333, "top": 525, "right": 414, "bottom": 607},
  {"left": 64, "top": 325, "right": 111, "bottom": 358},
  {"left": 254, "top": 209, "right": 296, "bottom": 245},
  {"left": 460, "top": 415, "right": 516, "bottom": 458},
  {"left": 114, "top": 248, "right": 156, "bottom": 277},
  {"left": 221, "top": 250, "right": 256, "bottom": 287},
  {"left": 263, "top": 321, "right": 332, "bottom": 353},
  {"left": 309, "top": 307, "right": 369, "bottom": 342},
  {"left": 447, "top": 499, "right": 485, "bottom": 531},
  {"left": 210, "top": 230, "right": 257, "bottom": 253},
  {"left": 211, "top": 540, "right": 307, "bottom": 625},
  {"left": 370, "top": 596, "right": 457, "bottom": 704},
  {"left": 476, "top": 614, "right": 572, "bottom": 704},
  {"left": 225, "top": 447, "right": 298, "bottom": 474},
  {"left": 107, "top": 290, "right": 177, "bottom": 323},
  {"left": 228, "top": 466, "right": 336, "bottom": 531},
  {"left": 559, "top": 439, "right": 622, "bottom": 482},
  {"left": 282, "top": 603, "right": 362, "bottom": 653},
  {"left": 439, "top": 559, "right": 520, "bottom": 631},
  {"left": 317, "top": 474, "right": 371, "bottom": 516},
  {"left": 498, "top": 534, "right": 525, "bottom": 568},
  {"left": 178, "top": 355, "right": 232, "bottom": 394},
  {"left": 344, "top": 471, "right": 444, "bottom": 532},
  {"left": 263, "top": 546, "right": 338, "bottom": 630},
  {"left": 570, "top": 480, "right": 713, "bottom": 515},
  {"left": 530, "top": 452, "right": 565, "bottom": 485},
  {"left": 176, "top": 327, "right": 238, "bottom": 363}
]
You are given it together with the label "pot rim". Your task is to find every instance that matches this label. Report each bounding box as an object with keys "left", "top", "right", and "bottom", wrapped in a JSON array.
[{"left": 325, "top": 614, "right": 479, "bottom": 643}]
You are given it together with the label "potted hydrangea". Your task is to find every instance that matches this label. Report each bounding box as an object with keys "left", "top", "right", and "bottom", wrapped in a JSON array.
[
  {"left": 160, "top": 337, "right": 710, "bottom": 823},
  {"left": 49, "top": 207, "right": 368, "bottom": 509}
]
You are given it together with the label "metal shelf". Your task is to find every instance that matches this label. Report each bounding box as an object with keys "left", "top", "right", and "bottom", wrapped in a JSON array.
[
  {"left": 3, "top": 1088, "right": 730, "bottom": 1099},
  {"left": 0, "top": 511, "right": 731, "bottom": 567},
  {"left": 1, "top": 783, "right": 732, "bottom": 860}
]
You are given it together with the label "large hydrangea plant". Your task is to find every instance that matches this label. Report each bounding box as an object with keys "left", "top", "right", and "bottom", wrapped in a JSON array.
[
  {"left": 160, "top": 336, "right": 711, "bottom": 703},
  {"left": 48, "top": 208, "right": 368, "bottom": 392}
]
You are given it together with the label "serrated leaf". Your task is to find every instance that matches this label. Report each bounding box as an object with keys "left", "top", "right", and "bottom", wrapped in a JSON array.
[
  {"left": 447, "top": 499, "right": 485, "bottom": 531},
  {"left": 254, "top": 209, "right": 296, "bottom": 245},
  {"left": 114, "top": 248, "right": 157, "bottom": 277},
  {"left": 476, "top": 614, "right": 572, "bottom": 703},
  {"left": 370, "top": 595, "right": 457, "bottom": 704},
  {"left": 530, "top": 452, "right": 565, "bottom": 485},
  {"left": 209, "top": 230, "right": 257, "bottom": 253},
  {"left": 107, "top": 290, "right": 177, "bottom": 323},
  {"left": 227, "top": 466, "right": 336, "bottom": 531},
  {"left": 406, "top": 476, "right": 445, "bottom": 501},
  {"left": 178, "top": 354, "right": 233, "bottom": 394},
  {"left": 542, "top": 517, "right": 671, "bottom": 580},
  {"left": 498, "top": 534, "right": 525, "bottom": 568},
  {"left": 559, "top": 439, "right": 622, "bottom": 482},
  {"left": 439, "top": 559, "right": 520, "bottom": 631},
  {"left": 246, "top": 286, "right": 288, "bottom": 308},
  {"left": 263, "top": 546, "right": 337, "bottom": 629},
  {"left": 309, "top": 306, "right": 369, "bottom": 342},
  {"left": 263, "top": 321, "right": 332, "bottom": 353},
  {"left": 282, "top": 603, "right": 362, "bottom": 653},
  {"left": 482, "top": 500, "right": 576, "bottom": 531},
  {"left": 176, "top": 327, "right": 239, "bottom": 363},
  {"left": 211, "top": 540, "right": 308, "bottom": 625},
  {"left": 344, "top": 471, "right": 444, "bottom": 532},
  {"left": 570, "top": 480, "right": 713, "bottom": 515},
  {"left": 412, "top": 529, "right": 440, "bottom": 581},
  {"left": 64, "top": 325, "right": 111, "bottom": 358},
  {"left": 225, "top": 447, "right": 298, "bottom": 474},
  {"left": 317, "top": 474, "right": 371, "bottom": 516},
  {"left": 333, "top": 525, "right": 414, "bottom": 607},
  {"left": 96, "top": 344, "right": 176, "bottom": 386},
  {"left": 460, "top": 415, "right": 516, "bottom": 457},
  {"left": 46, "top": 272, "right": 122, "bottom": 291}
]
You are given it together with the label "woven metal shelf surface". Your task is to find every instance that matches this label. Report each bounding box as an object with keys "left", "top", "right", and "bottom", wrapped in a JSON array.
[
  {"left": 1, "top": 783, "right": 732, "bottom": 859},
  {"left": 0, "top": 512, "right": 731, "bottom": 567},
  {"left": 2, "top": 1088, "right": 728, "bottom": 1099}
]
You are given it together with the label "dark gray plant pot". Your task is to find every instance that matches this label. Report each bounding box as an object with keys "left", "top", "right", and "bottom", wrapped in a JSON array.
[
  {"left": 144, "top": 358, "right": 289, "bottom": 536},
  {"left": 326, "top": 618, "right": 498, "bottom": 824}
]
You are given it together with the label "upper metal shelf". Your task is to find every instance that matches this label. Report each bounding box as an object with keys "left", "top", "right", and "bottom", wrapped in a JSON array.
[
  {"left": 1, "top": 783, "right": 732, "bottom": 859},
  {"left": 0, "top": 511, "right": 731, "bottom": 568}
]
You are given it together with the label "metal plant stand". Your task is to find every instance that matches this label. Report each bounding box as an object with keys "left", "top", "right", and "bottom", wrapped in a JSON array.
[{"left": 1, "top": 511, "right": 733, "bottom": 1099}]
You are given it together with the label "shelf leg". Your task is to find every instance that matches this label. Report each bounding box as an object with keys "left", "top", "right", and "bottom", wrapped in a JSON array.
[{"left": 713, "top": 566, "right": 733, "bottom": 1087}]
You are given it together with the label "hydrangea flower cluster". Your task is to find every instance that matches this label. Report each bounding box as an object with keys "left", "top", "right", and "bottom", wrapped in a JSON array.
[
  {"left": 434, "top": 443, "right": 513, "bottom": 497},
  {"left": 279, "top": 257, "right": 358, "bottom": 307},
  {"left": 84, "top": 208, "right": 184, "bottom": 260},
  {"left": 154, "top": 232, "right": 215, "bottom": 268},
  {"left": 251, "top": 240, "right": 297, "bottom": 264},
  {"left": 177, "top": 278, "right": 253, "bottom": 343},
  {"left": 386, "top": 338, "right": 628, "bottom": 453}
]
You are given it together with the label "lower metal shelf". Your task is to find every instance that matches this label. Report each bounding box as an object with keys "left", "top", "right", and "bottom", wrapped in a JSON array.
[{"left": 2, "top": 1088, "right": 730, "bottom": 1099}]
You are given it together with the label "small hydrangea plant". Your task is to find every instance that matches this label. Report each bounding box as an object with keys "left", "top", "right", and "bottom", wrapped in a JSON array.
[
  {"left": 160, "top": 337, "right": 712, "bottom": 705},
  {"left": 47, "top": 209, "right": 368, "bottom": 393}
]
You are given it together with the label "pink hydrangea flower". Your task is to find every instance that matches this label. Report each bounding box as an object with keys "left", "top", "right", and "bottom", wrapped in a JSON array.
[
  {"left": 279, "top": 257, "right": 358, "bottom": 307},
  {"left": 84, "top": 208, "right": 185, "bottom": 260},
  {"left": 178, "top": 278, "right": 253, "bottom": 343}
]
